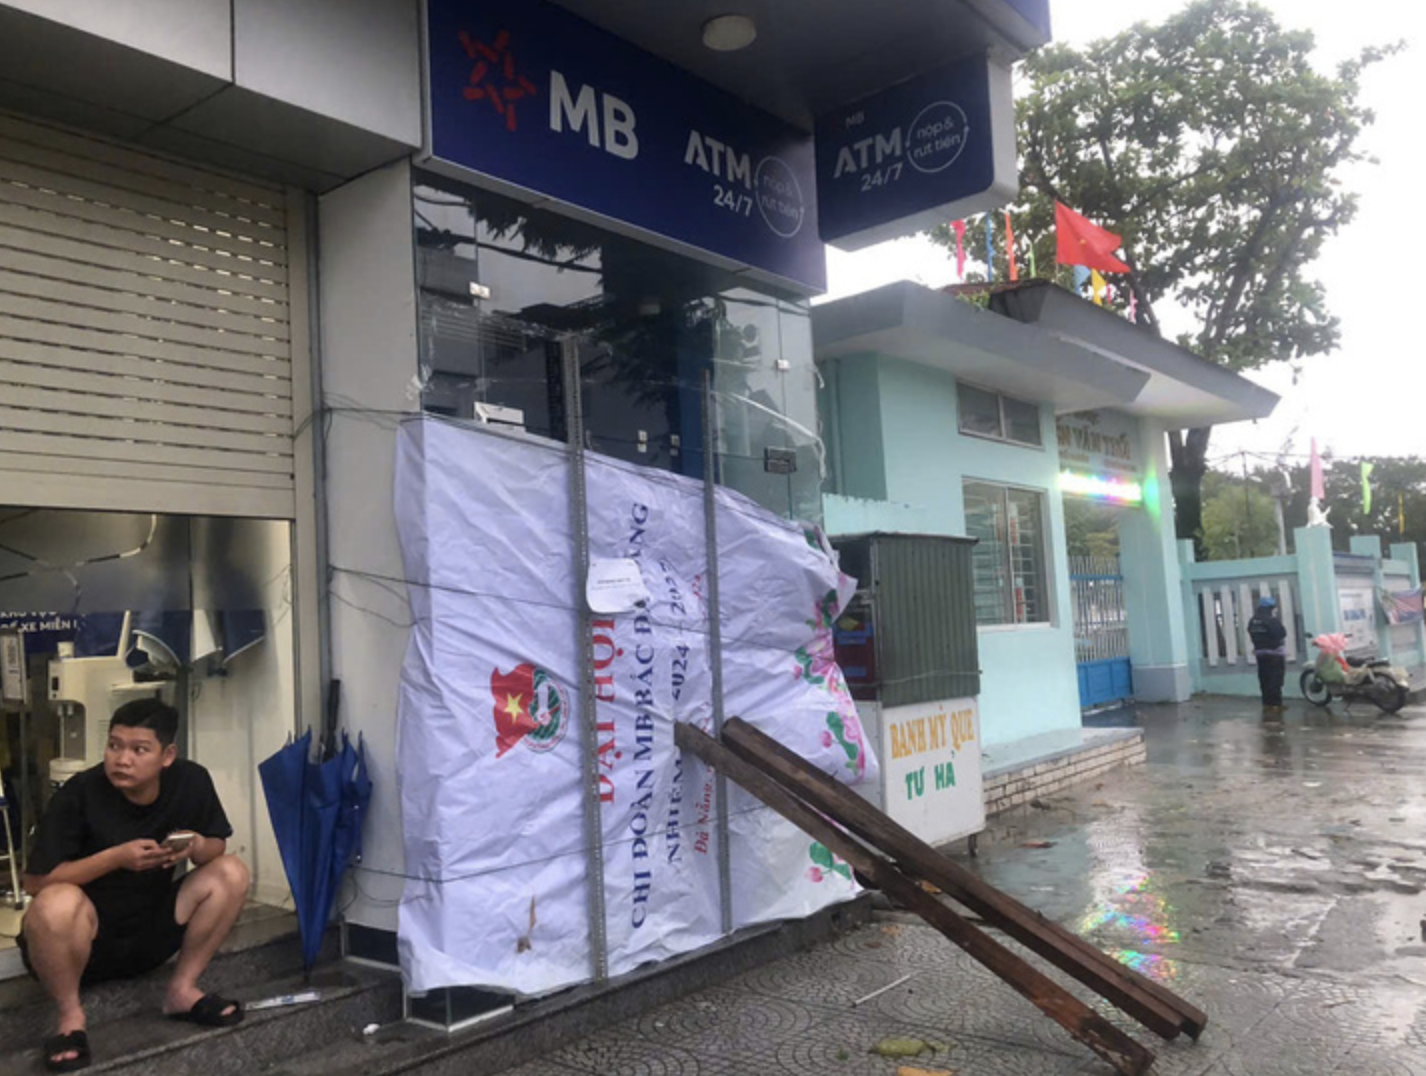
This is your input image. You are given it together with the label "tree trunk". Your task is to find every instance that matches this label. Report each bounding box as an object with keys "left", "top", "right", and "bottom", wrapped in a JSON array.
[{"left": 1168, "top": 426, "right": 1213, "bottom": 558}]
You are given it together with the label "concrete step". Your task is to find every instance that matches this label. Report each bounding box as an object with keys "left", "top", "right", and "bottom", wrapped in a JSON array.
[
  {"left": 263, "top": 896, "right": 872, "bottom": 1076},
  {"left": 0, "top": 908, "right": 332, "bottom": 1050},
  {"left": 1, "top": 961, "right": 402, "bottom": 1075},
  {"left": 1, "top": 895, "right": 870, "bottom": 1075}
]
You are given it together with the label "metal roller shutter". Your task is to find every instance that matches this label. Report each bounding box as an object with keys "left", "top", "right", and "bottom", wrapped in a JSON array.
[{"left": 0, "top": 111, "right": 300, "bottom": 518}]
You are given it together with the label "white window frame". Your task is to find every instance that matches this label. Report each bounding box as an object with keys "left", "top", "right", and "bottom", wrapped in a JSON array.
[{"left": 962, "top": 478, "right": 1054, "bottom": 628}]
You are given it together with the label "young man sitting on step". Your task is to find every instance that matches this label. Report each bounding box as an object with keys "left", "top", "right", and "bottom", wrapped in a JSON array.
[{"left": 20, "top": 697, "right": 250, "bottom": 1073}]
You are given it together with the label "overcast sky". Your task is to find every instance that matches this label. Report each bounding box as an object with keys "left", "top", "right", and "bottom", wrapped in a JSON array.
[{"left": 823, "top": 1, "right": 1425, "bottom": 471}]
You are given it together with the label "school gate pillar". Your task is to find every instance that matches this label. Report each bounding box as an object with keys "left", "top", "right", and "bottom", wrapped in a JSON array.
[
  {"left": 1117, "top": 419, "right": 1191, "bottom": 702},
  {"left": 1294, "top": 525, "right": 1341, "bottom": 641}
]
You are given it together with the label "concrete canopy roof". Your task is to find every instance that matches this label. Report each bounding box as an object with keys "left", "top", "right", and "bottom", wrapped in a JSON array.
[
  {"left": 813, "top": 281, "right": 1150, "bottom": 414},
  {"left": 813, "top": 280, "right": 1280, "bottom": 430},
  {"left": 990, "top": 281, "right": 1279, "bottom": 427},
  {"left": 0, "top": 2, "right": 1042, "bottom": 196}
]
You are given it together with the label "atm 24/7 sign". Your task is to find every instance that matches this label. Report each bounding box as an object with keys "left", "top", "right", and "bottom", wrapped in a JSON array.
[{"left": 815, "top": 53, "right": 1018, "bottom": 251}]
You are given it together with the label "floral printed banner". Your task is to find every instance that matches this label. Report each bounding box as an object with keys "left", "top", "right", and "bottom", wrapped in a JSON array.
[{"left": 394, "top": 418, "right": 875, "bottom": 994}]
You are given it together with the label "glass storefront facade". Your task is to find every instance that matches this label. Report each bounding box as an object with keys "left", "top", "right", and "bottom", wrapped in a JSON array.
[{"left": 412, "top": 172, "right": 823, "bottom": 521}]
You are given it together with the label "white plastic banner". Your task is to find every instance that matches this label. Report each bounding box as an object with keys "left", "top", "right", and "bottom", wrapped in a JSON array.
[{"left": 394, "top": 418, "right": 875, "bottom": 995}]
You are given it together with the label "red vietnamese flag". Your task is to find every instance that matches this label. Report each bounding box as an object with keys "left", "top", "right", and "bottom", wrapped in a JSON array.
[{"left": 1055, "top": 202, "right": 1131, "bottom": 273}]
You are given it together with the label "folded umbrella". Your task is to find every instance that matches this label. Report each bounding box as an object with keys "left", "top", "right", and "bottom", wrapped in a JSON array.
[{"left": 259, "top": 729, "right": 372, "bottom": 974}]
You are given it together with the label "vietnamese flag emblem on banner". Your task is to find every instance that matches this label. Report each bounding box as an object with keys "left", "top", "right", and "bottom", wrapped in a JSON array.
[
  {"left": 491, "top": 663, "right": 568, "bottom": 756},
  {"left": 1055, "top": 202, "right": 1131, "bottom": 274}
]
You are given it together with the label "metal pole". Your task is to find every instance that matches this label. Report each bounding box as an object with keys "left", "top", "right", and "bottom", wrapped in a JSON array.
[
  {"left": 18, "top": 706, "right": 28, "bottom": 875},
  {"left": 563, "top": 335, "right": 608, "bottom": 981},
  {"left": 701, "top": 369, "right": 733, "bottom": 936},
  {"left": 304, "top": 190, "right": 334, "bottom": 743},
  {"left": 1241, "top": 452, "right": 1254, "bottom": 542}
]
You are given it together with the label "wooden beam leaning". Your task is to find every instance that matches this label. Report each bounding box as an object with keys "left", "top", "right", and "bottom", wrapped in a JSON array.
[
  {"left": 721, "top": 716, "right": 1206, "bottom": 1041},
  {"left": 675, "top": 722, "right": 1155, "bottom": 1076}
]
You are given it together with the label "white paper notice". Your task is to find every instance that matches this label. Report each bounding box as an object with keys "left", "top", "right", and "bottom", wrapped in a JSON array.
[{"left": 586, "top": 557, "right": 652, "bottom": 613}]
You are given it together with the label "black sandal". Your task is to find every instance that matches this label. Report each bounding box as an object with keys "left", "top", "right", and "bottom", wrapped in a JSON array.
[
  {"left": 166, "top": 993, "right": 244, "bottom": 1028},
  {"left": 42, "top": 1029, "right": 90, "bottom": 1073}
]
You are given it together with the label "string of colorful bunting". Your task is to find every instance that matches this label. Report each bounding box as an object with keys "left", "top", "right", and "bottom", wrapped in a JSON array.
[
  {"left": 951, "top": 202, "right": 1133, "bottom": 314},
  {"left": 1219, "top": 441, "right": 1419, "bottom": 533},
  {"left": 946, "top": 207, "right": 1411, "bottom": 534}
]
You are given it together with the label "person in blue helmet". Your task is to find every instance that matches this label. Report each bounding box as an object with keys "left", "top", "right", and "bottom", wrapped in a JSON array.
[{"left": 1247, "top": 595, "right": 1288, "bottom": 713}]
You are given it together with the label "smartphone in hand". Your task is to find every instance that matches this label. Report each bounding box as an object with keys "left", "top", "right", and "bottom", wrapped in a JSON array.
[{"left": 162, "top": 831, "right": 197, "bottom": 854}]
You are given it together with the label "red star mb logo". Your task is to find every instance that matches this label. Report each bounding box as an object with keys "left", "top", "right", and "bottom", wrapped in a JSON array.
[{"left": 459, "top": 29, "right": 537, "bottom": 132}]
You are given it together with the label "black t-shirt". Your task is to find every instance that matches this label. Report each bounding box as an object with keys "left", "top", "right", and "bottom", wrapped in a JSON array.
[{"left": 28, "top": 759, "right": 233, "bottom": 928}]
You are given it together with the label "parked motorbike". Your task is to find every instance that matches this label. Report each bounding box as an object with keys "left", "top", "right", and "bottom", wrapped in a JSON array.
[{"left": 1299, "top": 637, "right": 1410, "bottom": 714}]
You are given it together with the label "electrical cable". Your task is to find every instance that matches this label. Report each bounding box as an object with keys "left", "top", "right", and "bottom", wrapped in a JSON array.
[
  {"left": 330, "top": 562, "right": 886, "bottom": 671},
  {"left": 236, "top": 387, "right": 865, "bottom": 918},
  {"left": 345, "top": 792, "right": 831, "bottom": 895},
  {"left": 0, "top": 513, "right": 159, "bottom": 613}
]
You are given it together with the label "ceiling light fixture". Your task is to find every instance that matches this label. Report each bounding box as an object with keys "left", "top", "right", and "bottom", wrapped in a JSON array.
[{"left": 702, "top": 14, "right": 757, "bottom": 52}]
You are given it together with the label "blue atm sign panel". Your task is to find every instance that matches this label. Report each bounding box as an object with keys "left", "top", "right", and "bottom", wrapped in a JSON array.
[
  {"left": 423, "top": 0, "right": 825, "bottom": 293},
  {"left": 815, "top": 54, "right": 1018, "bottom": 251}
]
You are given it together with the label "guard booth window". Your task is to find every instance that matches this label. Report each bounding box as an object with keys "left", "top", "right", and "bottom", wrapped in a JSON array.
[
  {"left": 957, "top": 383, "right": 1042, "bottom": 448},
  {"left": 963, "top": 481, "right": 1050, "bottom": 626}
]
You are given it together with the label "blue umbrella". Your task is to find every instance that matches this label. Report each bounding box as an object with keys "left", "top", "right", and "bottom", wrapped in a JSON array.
[
  {"left": 258, "top": 729, "right": 311, "bottom": 934},
  {"left": 330, "top": 735, "right": 372, "bottom": 910},
  {"left": 259, "top": 729, "right": 372, "bottom": 973}
]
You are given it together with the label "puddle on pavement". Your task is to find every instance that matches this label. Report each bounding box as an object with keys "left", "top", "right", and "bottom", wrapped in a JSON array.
[{"left": 972, "top": 703, "right": 1426, "bottom": 992}]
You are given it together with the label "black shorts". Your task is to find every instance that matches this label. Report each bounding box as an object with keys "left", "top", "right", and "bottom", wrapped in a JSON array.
[{"left": 19, "top": 881, "right": 186, "bottom": 986}]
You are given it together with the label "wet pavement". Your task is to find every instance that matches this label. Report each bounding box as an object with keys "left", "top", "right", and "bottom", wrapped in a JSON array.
[{"left": 503, "top": 695, "right": 1426, "bottom": 1075}]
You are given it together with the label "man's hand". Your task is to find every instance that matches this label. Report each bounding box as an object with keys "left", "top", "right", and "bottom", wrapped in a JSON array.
[
  {"left": 114, "top": 839, "right": 171, "bottom": 873},
  {"left": 161, "top": 834, "right": 202, "bottom": 870},
  {"left": 25, "top": 834, "right": 198, "bottom": 893}
]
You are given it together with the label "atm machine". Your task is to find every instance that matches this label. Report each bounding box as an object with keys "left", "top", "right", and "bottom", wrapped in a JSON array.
[
  {"left": 1, "top": 630, "right": 27, "bottom": 903},
  {"left": 46, "top": 614, "right": 167, "bottom": 783}
]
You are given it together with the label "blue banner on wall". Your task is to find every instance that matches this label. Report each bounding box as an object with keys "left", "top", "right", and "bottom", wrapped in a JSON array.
[
  {"left": 814, "top": 54, "right": 1018, "bottom": 251},
  {"left": 424, "top": 0, "right": 825, "bottom": 293},
  {"left": 0, "top": 611, "right": 126, "bottom": 658}
]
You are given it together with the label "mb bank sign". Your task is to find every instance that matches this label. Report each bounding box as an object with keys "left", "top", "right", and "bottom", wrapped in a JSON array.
[{"left": 424, "top": 0, "right": 825, "bottom": 293}]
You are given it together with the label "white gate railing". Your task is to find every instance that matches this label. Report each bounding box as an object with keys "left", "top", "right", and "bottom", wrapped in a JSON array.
[{"left": 1193, "top": 576, "right": 1300, "bottom": 674}]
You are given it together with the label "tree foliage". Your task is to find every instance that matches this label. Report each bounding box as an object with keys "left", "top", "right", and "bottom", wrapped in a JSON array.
[
  {"left": 933, "top": 0, "right": 1394, "bottom": 549},
  {"left": 1275, "top": 455, "right": 1426, "bottom": 552},
  {"left": 1063, "top": 497, "right": 1121, "bottom": 558},
  {"left": 1200, "top": 470, "right": 1281, "bottom": 560}
]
